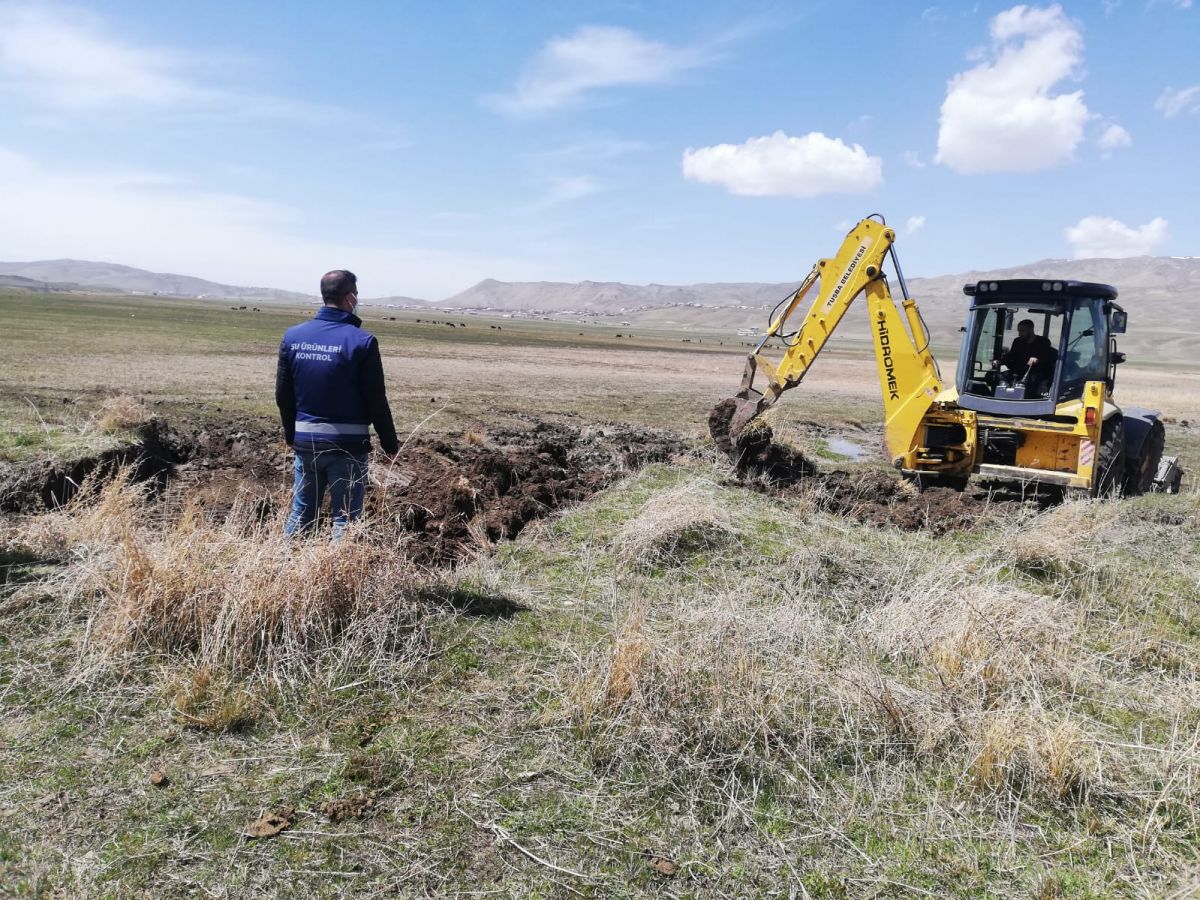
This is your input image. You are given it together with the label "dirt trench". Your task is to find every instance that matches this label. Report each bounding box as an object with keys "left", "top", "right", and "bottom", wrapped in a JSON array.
[
  {"left": 709, "top": 399, "right": 998, "bottom": 535},
  {"left": 366, "top": 420, "right": 684, "bottom": 565},
  {"left": 0, "top": 416, "right": 686, "bottom": 566},
  {"left": 0, "top": 419, "right": 192, "bottom": 513}
]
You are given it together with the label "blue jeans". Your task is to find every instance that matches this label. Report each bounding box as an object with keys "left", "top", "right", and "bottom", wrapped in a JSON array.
[{"left": 284, "top": 448, "right": 369, "bottom": 539}]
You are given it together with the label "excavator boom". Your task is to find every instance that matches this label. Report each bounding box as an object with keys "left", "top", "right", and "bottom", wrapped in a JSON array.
[{"left": 711, "top": 216, "right": 949, "bottom": 469}]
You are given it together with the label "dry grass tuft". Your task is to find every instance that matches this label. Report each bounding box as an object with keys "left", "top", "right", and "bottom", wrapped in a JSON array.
[
  {"left": 559, "top": 493, "right": 1184, "bottom": 810},
  {"left": 567, "top": 583, "right": 830, "bottom": 780},
  {"left": 92, "top": 394, "right": 153, "bottom": 433},
  {"left": 970, "top": 712, "right": 1092, "bottom": 798},
  {"left": 600, "top": 605, "right": 651, "bottom": 708},
  {"left": 166, "top": 666, "right": 261, "bottom": 731},
  {"left": 1004, "top": 501, "right": 1118, "bottom": 582},
  {"left": 1, "top": 467, "right": 148, "bottom": 561},
  {"left": 46, "top": 473, "right": 428, "bottom": 677},
  {"left": 618, "top": 481, "right": 738, "bottom": 569}
]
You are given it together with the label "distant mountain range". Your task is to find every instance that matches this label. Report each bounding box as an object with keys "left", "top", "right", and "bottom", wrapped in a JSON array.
[
  {"left": 3, "top": 255, "right": 1197, "bottom": 361},
  {"left": 439, "top": 255, "right": 1200, "bottom": 315},
  {"left": 435, "top": 256, "right": 1199, "bottom": 362},
  {"left": 0, "top": 260, "right": 315, "bottom": 303}
]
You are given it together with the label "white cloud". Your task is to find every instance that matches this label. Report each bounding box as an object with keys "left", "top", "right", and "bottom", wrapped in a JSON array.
[
  {"left": 1064, "top": 216, "right": 1169, "bottom": 258},
  {"left": 0, "top": 3, "right": 335, "bottom": 121},
  {"left": 486, "top": 26, "right": 715, "bottom": 116},
  {"left": 905, "top": 215, "right": 926, "bottom": 236},
  {"left": 901, "top": 150, "right": 927, "bottom": 168},
  {"left": 936, "top": 4, "right": 1091, "bottom": 173},
  {"left": 1097, "top": 123, "right": 1131, "bottom": 154},
  {"left": 681, "top": 131, "right": 883, "bottom": 198},
  {"left": 0, "top": 3, "right": 207, "bottom": 110},
  {"left": 1155, "top": 85, "right": 1200, "bottom": 117},
  {"left": 0, "top": 146, "right": 536, "bottom": 299}
]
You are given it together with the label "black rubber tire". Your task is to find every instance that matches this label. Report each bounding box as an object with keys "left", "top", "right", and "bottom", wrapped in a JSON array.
[
  {"left": 1094, "top": 416, "right": 1125, "bottom": 498},
  {"left": 1123, "top": 419, "right": 1165, "bottom": 496}
]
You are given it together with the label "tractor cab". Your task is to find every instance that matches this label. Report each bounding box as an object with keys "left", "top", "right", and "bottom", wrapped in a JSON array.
[{"left": 955, "top": 279, "right": 1124, "bottom": 416}]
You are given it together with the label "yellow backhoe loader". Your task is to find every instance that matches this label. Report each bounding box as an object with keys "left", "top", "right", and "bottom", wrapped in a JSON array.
[{"left": 711, "top": 214, "right": 1183, "bottom": 498}]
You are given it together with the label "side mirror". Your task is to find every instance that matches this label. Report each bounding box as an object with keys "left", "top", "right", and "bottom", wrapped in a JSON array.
[
  {"left": 1112, "top": 351, "right": 1127, "bottom": 365},
  {"left": 1110, "top": 310, "right": 1128, "bottom": 334}
]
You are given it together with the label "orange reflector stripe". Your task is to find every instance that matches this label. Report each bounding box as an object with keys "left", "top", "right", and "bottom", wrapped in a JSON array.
[{"left": 1085, "top": 408, "right": 1096, "bottom": 426}]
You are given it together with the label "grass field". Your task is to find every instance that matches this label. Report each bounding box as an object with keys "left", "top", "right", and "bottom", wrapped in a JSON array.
[{"left": 2, "top": 292, "right": 1199, "bottom": 897}]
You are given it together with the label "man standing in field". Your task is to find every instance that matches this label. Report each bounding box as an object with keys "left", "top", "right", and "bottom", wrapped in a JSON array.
[{"left": 275, "top": 269, "right": 399, "bottom": 537}]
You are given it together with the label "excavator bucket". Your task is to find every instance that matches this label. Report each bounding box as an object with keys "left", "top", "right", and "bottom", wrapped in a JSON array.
[
  {"left": 709, "top": 347, "right": 775, "bottom": 456},
  {"left": 707, "top": 390, "right": 766, "bottom": 456}
]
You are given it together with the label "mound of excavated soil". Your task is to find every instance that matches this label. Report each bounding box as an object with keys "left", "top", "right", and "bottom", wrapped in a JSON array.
[
  {"left": 817, "top": 470, "right": 989, "bottom": 535},
  {"left": 710, "top": 405, "right": 998, "bottom": 534},
  {"left": 369, "top": 421, "right": 683, "bottom": 565},
  {"left": 0, "top": 415, "right": 685, "bottom": 566}
]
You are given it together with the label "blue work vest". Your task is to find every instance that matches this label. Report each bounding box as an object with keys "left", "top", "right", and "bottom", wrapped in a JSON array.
[{"left": 280, "top": 307, "right": 378, "bottom": 452}]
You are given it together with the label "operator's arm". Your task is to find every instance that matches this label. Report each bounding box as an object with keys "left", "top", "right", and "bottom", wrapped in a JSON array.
[
  {"left": 361, "top": 337, "right": 400, "bottom": 455},
  {"left": 999, "top": 341, "right": 1024, "bottom": 370},
  {"left": 275, "top": 339, "right": 296, "bottom": 446}
]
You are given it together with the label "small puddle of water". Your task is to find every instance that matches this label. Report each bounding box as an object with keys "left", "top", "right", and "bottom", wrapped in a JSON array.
[{"left": 826, "top": 437, "right": 870, "bottom": 461}]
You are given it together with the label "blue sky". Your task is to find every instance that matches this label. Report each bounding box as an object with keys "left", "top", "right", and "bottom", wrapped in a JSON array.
[{"left": 0, "top": 1, "right": 1196, "bottom": 298}]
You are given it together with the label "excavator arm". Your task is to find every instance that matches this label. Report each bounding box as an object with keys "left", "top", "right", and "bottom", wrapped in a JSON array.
[{"left": 711, "top": 215, "right": 949, "bottom": 467}]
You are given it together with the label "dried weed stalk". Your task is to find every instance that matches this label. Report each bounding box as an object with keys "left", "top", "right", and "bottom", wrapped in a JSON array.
[
  {"left": 92, "top": 394, "right": 153, "bottom": 433},
  {"left": 52, "top": 472, "right": 427, "bottom": 677}
]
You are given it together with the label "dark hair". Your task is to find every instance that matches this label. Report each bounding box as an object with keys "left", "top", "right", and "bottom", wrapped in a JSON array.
[
  {"left": 320, "top": 269, "right": 358, "bottom": 303},
  {"left": 1017, "top": 318, "right": 1034, "bottom": 330}
]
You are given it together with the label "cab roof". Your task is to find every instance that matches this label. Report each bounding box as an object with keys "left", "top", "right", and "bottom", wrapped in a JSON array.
[{"left": 962, "top": 279, "right": 1118, "bottom": 301}]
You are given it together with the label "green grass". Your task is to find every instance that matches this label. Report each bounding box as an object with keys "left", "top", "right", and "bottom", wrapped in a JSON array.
[
  {"left": 3, "top": 291, "right": 1200, "bottom": 895},
  {"left": 10, "top": 461, "right": 1199, "bottom": 896}
]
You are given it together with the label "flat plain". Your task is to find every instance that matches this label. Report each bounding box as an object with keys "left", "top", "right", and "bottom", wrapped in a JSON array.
[{"left": 2, "top": 291, "right": 1199, "bottom": 897}]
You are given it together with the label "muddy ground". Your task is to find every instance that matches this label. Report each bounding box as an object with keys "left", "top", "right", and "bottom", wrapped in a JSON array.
[
  {"left": 709, "top": 399, "right": 1005, "bottom": 535},
  {"left": 0, "top": 416, "right": 685, "bottom": 566},
  {"left": 1, "top": 403, "right": 1006, "bottom": 564},
  {"left": 363, "top": 418, "right": 683, "bottom": 564}
]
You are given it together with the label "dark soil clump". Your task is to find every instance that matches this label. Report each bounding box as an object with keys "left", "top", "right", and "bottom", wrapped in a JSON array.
[
  {"left": 1, "top": 414, "right": 685, "bottom": 566},
  {"left": 716, "top": 413, "right": 998, "bottom": 534},
  {"left": 707, "top": 399, "right": 738, "bottom": 457},
  {"left": 0, "top": 419, "right": 193, "bottom": 513},
  {"left": 371, "top": 421, "right": 683, "bottom": 565}
]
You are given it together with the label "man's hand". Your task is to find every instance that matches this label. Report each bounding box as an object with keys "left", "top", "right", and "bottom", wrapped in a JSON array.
[{"left": 1028, "top": 357, "right": 1039, "bottom": 367}]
